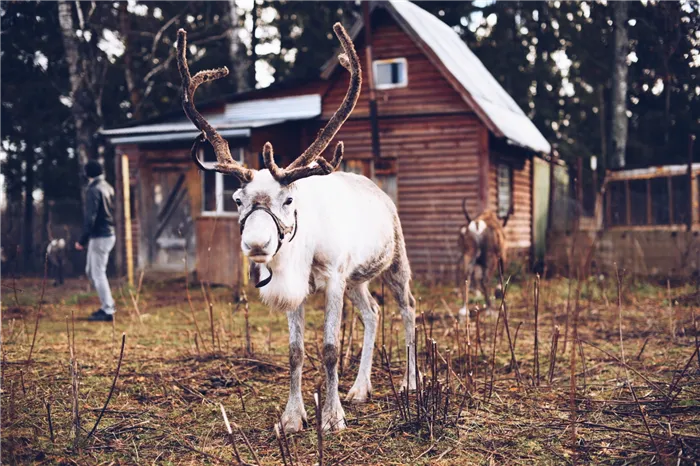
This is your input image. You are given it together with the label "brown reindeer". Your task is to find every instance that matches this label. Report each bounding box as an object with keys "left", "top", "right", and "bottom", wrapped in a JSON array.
[{"left": 458, "top": 198, "right": 511, "bottom": 315}]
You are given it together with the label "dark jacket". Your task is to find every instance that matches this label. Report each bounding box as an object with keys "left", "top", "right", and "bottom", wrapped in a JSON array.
[{"left": 79, "top": 175, "right": 116, "bottom": 246}]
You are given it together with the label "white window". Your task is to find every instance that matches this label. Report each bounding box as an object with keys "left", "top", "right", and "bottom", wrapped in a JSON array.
[
  {"left": 497, "top": 163, "right": 513, "bottom": 219},
  {"left": 373, "top": 58, "right": 408, "bottom": 90},
  {"left": 201, "top": 144, "right": 245, "bottom": 215}
]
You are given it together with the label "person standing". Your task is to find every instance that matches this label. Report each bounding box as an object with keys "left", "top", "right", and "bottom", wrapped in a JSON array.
[{"left": 75, "top": 160, "right": 117, "bottom": 321}]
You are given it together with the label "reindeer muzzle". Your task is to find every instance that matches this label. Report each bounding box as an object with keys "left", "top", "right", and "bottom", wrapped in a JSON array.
[{"left": 239, "top": 206, "right": 298, "bottom": 288}]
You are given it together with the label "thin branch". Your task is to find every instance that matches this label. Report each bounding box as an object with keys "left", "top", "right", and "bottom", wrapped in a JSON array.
[{"left": 87, "top": 333, "right": 126, "bottom": 441}]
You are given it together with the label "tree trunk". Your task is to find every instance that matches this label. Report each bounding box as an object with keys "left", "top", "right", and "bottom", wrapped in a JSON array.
[
  {"left": 228, "top": 0, "right": 252, "bottom": 93},
  {"left": 610, "top": 1, "right": 629, "bottom": 169},
  {"left": 249, "top": 0, "right": 259, "bottom": 90},
  {"left": 58, "top": 0, "right": 96, "bottom": 190},
  {"left": 533, "top": 3, "right": 548, "bottom": 129},
  {"left": 23, "top": 148, "right": 35, "bottom": 273},
  {"left": 119, "top": 2, "right": 141, "bottom": 120}
]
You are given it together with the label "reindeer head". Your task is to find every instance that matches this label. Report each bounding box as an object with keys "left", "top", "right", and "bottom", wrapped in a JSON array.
[{"left": 177, "top": 24, "right": 361, "bottom": 265}]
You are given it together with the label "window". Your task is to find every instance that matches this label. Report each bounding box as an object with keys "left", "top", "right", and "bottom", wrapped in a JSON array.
[
  {"left": 373, "top": 58, "right": 408, "bottom": 90},
  {"left": 201, "top": 144, "right": 245, "bottom": 215},
  {"left": 497, "top": 163, "right": 513, "bottom": 218},
  {"left": 341, "top": 160, "right": 366, "bottom": 176}
]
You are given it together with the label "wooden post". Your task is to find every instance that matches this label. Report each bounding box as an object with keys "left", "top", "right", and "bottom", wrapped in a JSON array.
[
  {"left": 576, "top": 157, "right": 583, "bottom": 230},
  {"left": 242, "top": 255, "right": 249, "bottom": 288},
  {"left": 121, "top": 154, "right": 134, "bottom": 287},
  {"left": 605, "top": 172, "right": 612, "bottom": 227},
  {"left": 688, "top": 134, "right": 695, "bottom": 231},
  {"left": 624, "top": 179, "right": 631, "bottom": 226},
  {"left": 667, "top": 176, "right": 674, "bottom": 225},
  {"left": 547, "top": 156, "right": 556, "bottom": 233},
  {"left": 646, "top": 179, "right": 652, "bottom": 225},
  {"left": 363, "top": 1, "right": 381, "bottom": 180}
]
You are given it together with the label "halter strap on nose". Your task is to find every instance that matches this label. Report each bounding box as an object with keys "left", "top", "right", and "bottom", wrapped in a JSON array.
[{"left": 239, "top": 206, "right": 298, "bottom": 287}]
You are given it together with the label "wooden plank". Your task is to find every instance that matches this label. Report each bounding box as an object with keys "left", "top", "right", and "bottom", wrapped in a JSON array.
[
  {"left": 156, "top": 173, "right": 186, "bottom": 222},
  {"left": 646, "top": 179, "right": 652, "bottom": 225},
  {"left": 121, "top": 154, "right": 134, "bottom": 287},
  {"left": 667, "top": 176, "right": 674, "bottom": 224},
  {"left": 625, "top": 179, "right": 631, "bottom": 226},
  {"left": 479, "top": 126, "right": 490, "bottom": 211},
  {"left": 195, "top": 216, "right": 241, "bottom": 289},
  {"left": 688, "top": 134, "right": 695, "bottom": 231}
]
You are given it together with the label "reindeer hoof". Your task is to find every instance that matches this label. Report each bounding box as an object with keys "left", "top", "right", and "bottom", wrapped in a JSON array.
[
  {"left": 322, "top": 403, "right": 347, "bottom": 432},
  {"left": 345, "top": 381, "right": 371, "bottom": 403},
  {"left": 280, "top": 402, "right": 308, "bottom": 433}
]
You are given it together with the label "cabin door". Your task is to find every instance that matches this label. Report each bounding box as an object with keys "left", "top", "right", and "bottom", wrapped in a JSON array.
[{"left": 146, "top": 166, "right": 196, "bottom": 272}]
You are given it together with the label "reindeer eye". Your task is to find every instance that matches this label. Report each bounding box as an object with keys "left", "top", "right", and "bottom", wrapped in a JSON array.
[
  {"left": 235, "top": 199, "right": 242, "bottom": 206},
  {"left": 284, "top": 197, "right": 293, "bottom": 206}
]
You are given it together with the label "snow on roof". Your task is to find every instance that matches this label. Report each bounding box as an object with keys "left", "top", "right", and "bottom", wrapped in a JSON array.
[
  {"left": 387, "top": 0, "right": 550, "bottom": 154},
  {"left": 101, "top": 94, "right": 322, "bottom": 143}
]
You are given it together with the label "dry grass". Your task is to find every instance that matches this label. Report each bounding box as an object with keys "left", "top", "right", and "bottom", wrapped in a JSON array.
[{"left": 2, "top": 272, "right": 699, "bottom": 465}]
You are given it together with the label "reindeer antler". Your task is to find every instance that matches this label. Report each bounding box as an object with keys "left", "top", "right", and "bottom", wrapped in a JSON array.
[
  {"left": 262, "top": 142, "right": 344, "bottom": 186},
  {"left": 177, "top": 29, "right": 254, "bottom": 183},
  {"left": 262, "top": 23, "right": 361, "bottom": 185},
  {"left": 462, "top": 197, "right": 472, "bottom": 224}
]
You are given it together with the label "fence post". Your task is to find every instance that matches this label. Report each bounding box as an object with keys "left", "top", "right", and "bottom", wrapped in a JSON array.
[
  {"left": 121, "top": 154, "right": 134, "bottom": 288},
  {"left": 688, "top": 134, "right": 695, "bottom": 232}
]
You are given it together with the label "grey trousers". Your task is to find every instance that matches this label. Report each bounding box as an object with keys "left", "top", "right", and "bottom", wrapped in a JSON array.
[{"left": 86, "top": 236, "right": 116, "bottom": 314}]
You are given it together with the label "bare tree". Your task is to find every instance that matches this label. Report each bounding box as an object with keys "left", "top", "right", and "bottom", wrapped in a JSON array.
[
  {"left": 610, "top": 1, "right": 629, "bottom": 169},
  {"left": 57, "top": 0, "right": 96, "bottom": 184},
  {"left": 228, "top": 0, "right": 253, "bottom": 92}
]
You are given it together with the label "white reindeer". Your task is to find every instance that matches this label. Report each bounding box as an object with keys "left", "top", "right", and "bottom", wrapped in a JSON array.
[{"left": 176, "top": 24, "right": 417, "bottom": 433}]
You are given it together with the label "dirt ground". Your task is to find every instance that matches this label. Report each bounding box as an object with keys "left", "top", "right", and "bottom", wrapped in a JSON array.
[{"left": 2, "top": 272, "right": 699, "bottom": 465}]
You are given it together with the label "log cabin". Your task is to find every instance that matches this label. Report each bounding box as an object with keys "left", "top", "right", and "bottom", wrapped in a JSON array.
[{"left": 101, "top": 0, "right": 551, "bottom": 288}]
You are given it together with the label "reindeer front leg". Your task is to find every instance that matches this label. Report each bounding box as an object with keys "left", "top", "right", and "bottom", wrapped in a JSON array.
[
  {"left": 280, "top": 304, "right": 308, "bottom": 433},
  {"left": 322, "top": 275, "right": 347, "bottom": 431}
]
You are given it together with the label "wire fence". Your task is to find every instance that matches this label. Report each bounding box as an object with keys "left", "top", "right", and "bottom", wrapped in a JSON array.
[{"left": 1, "top": 199, "right": 114, "bottom": 279}]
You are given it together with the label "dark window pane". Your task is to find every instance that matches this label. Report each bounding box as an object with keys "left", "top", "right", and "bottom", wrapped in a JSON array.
[
  {"left": 203, "top": 171, "right": 216, "bottom": 212},
  {"left": 608, "top": 181, "right": 626, "bottom": 226},
  {"left": 497, "top": 164, "right": 512, "bottom": 218},
  {"left": 202, "top": 144, "right": 216, "bottom": 162},
  {"left": 223, "top": 175, "right": 241, "bottom": 213},
  {"left": 391, "top": 63, "right": 400, "bottom": 83},
  {"left": 581, "top": 167, "right": 597, "bottom": 217},
  {"left": 671, "top": 175, "right": 690, "bottom": 225},
  {"left": 650, "top": 177, "right": 670, "bottom": 225},
  {"left": 629, "top": 179, "right": 647, "bottom": 225}
]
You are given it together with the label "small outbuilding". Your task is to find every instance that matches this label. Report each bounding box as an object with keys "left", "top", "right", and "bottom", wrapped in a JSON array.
[{"left": 102, "top": 0, "right": 551, "bottom": 288}]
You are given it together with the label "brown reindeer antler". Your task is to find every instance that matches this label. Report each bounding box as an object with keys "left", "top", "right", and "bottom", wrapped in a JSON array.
[
  {"left": 462, "top": 197, "right": 472, "bottom": 224},
  {"left": 262, "top": 23, "right": 361, "bottom": 185},
  {"left": 262, "top": 142, "right": 344, "bottom": 186},
  {"left": 177, "top": 29, "right": 253, "bottom": 182}
]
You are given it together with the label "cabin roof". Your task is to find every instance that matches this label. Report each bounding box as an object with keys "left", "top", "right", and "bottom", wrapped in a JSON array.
[
  {"left": 322, "top": 0, "right": 551, "bottom": 155},
  {"left": 101, "top": 94, "right": 321, "bottom": 144}
]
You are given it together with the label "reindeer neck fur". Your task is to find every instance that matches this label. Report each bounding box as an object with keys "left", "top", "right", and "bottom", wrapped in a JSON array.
[{"left": 255, "top": 170, "right": 397, "bottom": 312}]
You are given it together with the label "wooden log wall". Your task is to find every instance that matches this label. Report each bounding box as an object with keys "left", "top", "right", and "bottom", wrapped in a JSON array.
[{"left": 488, "top": 151, "right": 533, "bottom": 256}]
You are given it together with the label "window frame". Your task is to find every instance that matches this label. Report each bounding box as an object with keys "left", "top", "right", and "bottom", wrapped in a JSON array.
[
  {"left": 200, "top": 146, "right": 245, "bottom": 217},
  {"left": 372, "top": 57, "right": 408, "bottom": 90},
  {"left": 496, "top": 163, "right": 513, "bottom": 219}
]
